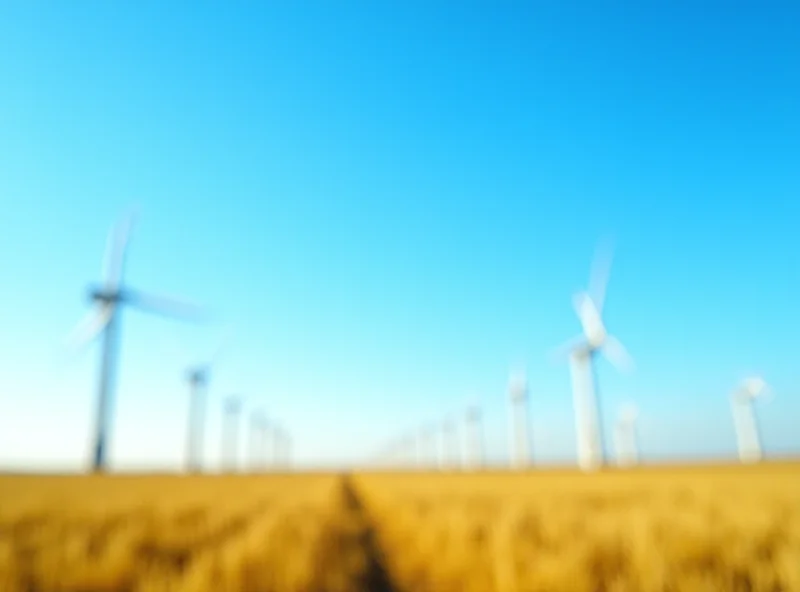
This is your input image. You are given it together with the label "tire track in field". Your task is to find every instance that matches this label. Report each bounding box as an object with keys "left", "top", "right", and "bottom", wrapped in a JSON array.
[{"left": 310, "top": 475, "right": 398, "bottom": 592}]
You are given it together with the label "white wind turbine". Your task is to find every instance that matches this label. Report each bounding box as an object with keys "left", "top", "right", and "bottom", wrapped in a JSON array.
[
  {"left": 509, "top": 371, "right": 530, "bottom": 469},
  {"left": 280, "top": 428, "right": 293, "bottom": 469},
  {"left": 249, "top": 408, "right": 268, "bottom": 471},
  {"left": 175, "top": 325, "right": 234, "bottom": 474},
  {"left": 552, "top": 240, "right": 634, "bottom": 471},
  {"left": 731, "top": 377, "right": 770, "bottom": 463},
  {"left": 392, "top": 438, "right": 406, "bottom": 468},
  {"left": 401, "top": 434, "right": 416, "bottom": 469},
  {"left": 270, "top": 423, "right": 291, "bottom": 469},
  {"left": 221, "top": 395, "right": 244, "bottom": 472},
  {"left": 416, "top": 425, "right": 437, "bottom": 469},
  {"left": 439, "top": 416, "right": 460, "bottom": 470},
  {"left": 66, "top": 208, "right": 207, "bottom": 473},
  {"left": 464, "top": 402, "right": 484, "bottom": 470},
  {"left": 613, "top": 403, "right": 639, "bottom": 467}
]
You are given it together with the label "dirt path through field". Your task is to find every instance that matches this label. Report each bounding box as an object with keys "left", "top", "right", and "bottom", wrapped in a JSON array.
[
  {"left": 308, "top": 475, "right": 398, "bottom": 592},
  {"left": 339, "top": 475, "right": 397, "bottom": 592}
]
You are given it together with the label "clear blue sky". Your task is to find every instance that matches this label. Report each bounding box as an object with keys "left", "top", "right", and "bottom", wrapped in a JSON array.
[{"left": 0, "top": 2, "right": 798, "bottom": 471}]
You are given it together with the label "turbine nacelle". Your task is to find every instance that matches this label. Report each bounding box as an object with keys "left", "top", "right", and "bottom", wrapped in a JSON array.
[
  {"left": 732, "top": 376, "right": 769, "bottom": 404},
  {"left": 187, "top": 366, "right": 209, "bottom": 387},
  {"left": 88, "top": 287, "right": 122, "bottom": 305}
]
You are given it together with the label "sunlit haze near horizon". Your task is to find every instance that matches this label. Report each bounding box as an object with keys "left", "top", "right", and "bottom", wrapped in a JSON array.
[{"left": 1, "top": 2, "right": 798, "bottom": 472}]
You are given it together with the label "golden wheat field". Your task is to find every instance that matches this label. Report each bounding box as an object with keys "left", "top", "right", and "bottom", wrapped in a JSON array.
[{"left": 0, "top": 463, "right": 799, "bottom": 592}]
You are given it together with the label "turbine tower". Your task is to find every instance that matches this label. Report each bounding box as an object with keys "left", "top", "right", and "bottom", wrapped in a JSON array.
[
  {"left": 509, "top": 371, "right": 530, "bottom": 469},
  {"left": 440, "top": 417, "right": 460, "bottom": 470},
  {"left": 400, "top": 434, "right": 415, "bottom": 469},
  {"left": 182, "top": 327, "right": 232, "bottom": 473},
  {"left": 464, "top": 403, "right": 484, "bottom": 470},
  {"left": 552, "top": 239, "right": 634, "bottom": 471},
  {"left": 261, "top": 417, "right": 274, "bottom": 470},
  {"left": 274, "top": 425, "right": 285, "bottom": 468},
  {"left": 731, "top": 377, "right": 769, "bottom": 463},
  {"left": 221, "top": 395, "right": 243, "bottom": 472},
  {"left": 249, "top": 408, "right": 267, "bottom": 471},
  {"left": 185, "top": 367, "right": 209, "bottom": 474},
  {"left": 416, "top": 426, "right": 436, "bottom": 469},
  {"left": 66, "top": 208, "right": 206, "bottom": 473},
  {"left": 614, "top": 404, "right": 639, "bottom": 467},
  {"left": 284, "top": 431, "right": 293, "bottom": 468},
  {"left": 271, "top": 424, "right": 290, "bottom": 469}
]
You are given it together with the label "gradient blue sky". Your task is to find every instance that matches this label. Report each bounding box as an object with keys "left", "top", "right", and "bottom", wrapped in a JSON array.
[{"left": 1, "top": 2, "right": 798, "bottom": 471}]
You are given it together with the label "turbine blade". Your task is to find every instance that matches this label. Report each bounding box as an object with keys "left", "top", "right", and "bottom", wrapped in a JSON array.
[
  {"left": 588, "top": 237, "right": 614, "bottom": 315},
  {"left": 572, "top": 292, "right": 589, "bottom": 320},
  {"left": 601, "top": 335, "right": 635, "bottom": 373},
  {"left": 572, "top": 291, "right": 605, "bottom": 344},
  {"left": 124, "top": 290, "right": 210, "bottom": 322},
  {"left": 65, "top": 306, "right": 113, "bottom": 348},
  {"left": 103, "top": 207, "right": 139, "bottom": 290}
]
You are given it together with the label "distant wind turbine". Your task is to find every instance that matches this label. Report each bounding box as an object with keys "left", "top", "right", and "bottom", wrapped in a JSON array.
[
  {"left": 267, "top": 422, "right": 280, "bottom": 469},
  {"left": 731, "top": 377, "right": 770, "bottom": 463},
  {"left": 552, "top": 239, "right": 634, "bottom": 471},
  {"left": 509, "top": 371, "right": 530, "bottom": 469},
  {"left": 182, "top": 325, "right": 233, "bottom": 473},
  {"left": 613, "top": 404, "right": 639, "bottom": 467},
  {"left": 271, "top": 424, "right": 291, "bottom": 469},
  {"left": 400, "top": 435, "right": 416, "bottom": 468},
  {"left": 283, "top": 430, "right": 293, "bottom": 468},
  {"left": 66, "top": 208, "right": 207, "bottom": 473},
  {"left": 272, "top": 424, "right": 283, "bottom": 468},
  {"left": 416, "top": 426, "right": 436, "bottom": 469},
  {"left": 221, "top": 395, "right": 244, "bottom": 472},
  {"left": 464, "top": 403, "right": 484, "bottom": 470},
  {"left": 249, "top": 408, "right": 267, "bottom": 471},
  {"left": 439, "top": 417, "right": 460, "bottom": 470}
]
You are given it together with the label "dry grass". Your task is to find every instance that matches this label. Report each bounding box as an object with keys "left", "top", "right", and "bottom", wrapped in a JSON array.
[
  {"left": 355, "top": 462, "right": 800, "bottom": 592},
  {"left": 0, "top": 474, "right": 340, "bottom": 592},
  {"left": 0, "top": 462, "right": 798, "bottom": 591}
]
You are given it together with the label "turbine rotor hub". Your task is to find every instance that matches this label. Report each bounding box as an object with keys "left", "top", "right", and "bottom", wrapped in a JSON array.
[{"left": 89, "top": 287, "right": 121, "bottom": 304}]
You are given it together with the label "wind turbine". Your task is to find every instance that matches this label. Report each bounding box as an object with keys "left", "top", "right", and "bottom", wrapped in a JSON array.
[
  {"left": 731, "top": 377, "right": 770, "bottom": 463},
  {"left": 249, "top": 408, "right": 267, "bottom": 471},
  {"left": 614, "top": 403, "right": 639, "bottom": 467},
  {"left": 464, "top": 403, "right": 484, "bottom": 470},
  {"left": 552, "top": 239, "right": 634, "bottom": 471},
  {"left": 509, "top": 371, "right": 530, "bottom": 469},
  {"left": 399, "top": 434, "right": 415, "bottom": 469},
  {"left": 66, "top": 208, "right": 207, "bottom": 473},
  {"left": 271, "top": 424, "right": 291, "bottom": 469},
  {"left": 182, "top": 326, "right": 233, "bottom": 473},
  {"left": 284, "top": 430, "right": 293, "bottom": 468},
  {"left": 221, "top": 395, "right": 244, "bottom": 472},
  {"left": 415, "top": 426, "right": 433, "bottom": 469},
  {"left": 263, "top": 417, "right": 276, "bottom": 470},
  {"left": 439, "top": 417, "right": 460, "bottom": 470},
  {"left": 271, "top": 424, "right": 282, "bottom": 468}
]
